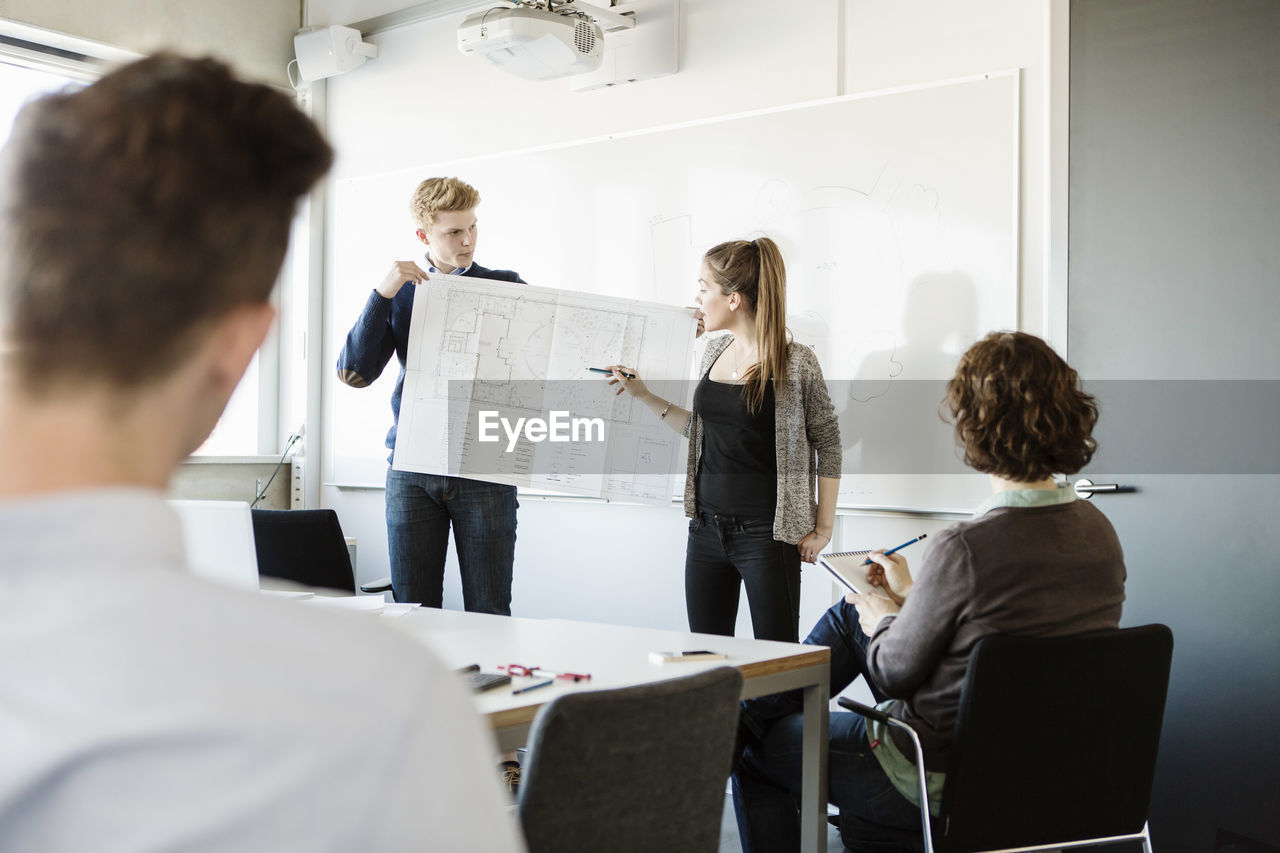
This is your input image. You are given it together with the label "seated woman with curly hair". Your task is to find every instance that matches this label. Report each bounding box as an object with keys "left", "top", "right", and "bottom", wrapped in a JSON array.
[{"left": 731, "top": 331, "right": 1127, "bottom": 853}]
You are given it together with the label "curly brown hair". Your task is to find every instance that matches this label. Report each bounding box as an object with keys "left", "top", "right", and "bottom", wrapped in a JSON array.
[{"left": 944, "top": 331, "right": 1098, "bottom": 481}]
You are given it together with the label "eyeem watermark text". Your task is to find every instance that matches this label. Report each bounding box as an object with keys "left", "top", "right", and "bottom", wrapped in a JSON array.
[{"left": 477, "top": 410, "right": 606, "bottom": 452}]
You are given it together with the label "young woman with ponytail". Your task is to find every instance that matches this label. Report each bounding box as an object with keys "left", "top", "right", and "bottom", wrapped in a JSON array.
[{"left": 608, "top": 237, "right": 841, "bottom": 642}]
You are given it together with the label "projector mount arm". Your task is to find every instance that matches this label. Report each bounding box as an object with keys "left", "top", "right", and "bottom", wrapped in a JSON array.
[{"left": 546, "top": 0, "right": 637, "bottom": 31}]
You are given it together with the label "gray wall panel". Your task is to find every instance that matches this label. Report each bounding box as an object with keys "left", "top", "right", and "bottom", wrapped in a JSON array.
[{"left": 1070, "top": 1, "right": 1280, "bottom": 849}]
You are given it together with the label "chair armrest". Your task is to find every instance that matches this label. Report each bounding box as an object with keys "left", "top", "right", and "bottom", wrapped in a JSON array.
[
  {"left": 360, "top": 576, "right": 393, "bottom": 594},
  {"left": 837, "top": 696, "right": 895, "bottom": 725},
  {"left": 837, "top": 696, "right": 935, "bottom": 853}
]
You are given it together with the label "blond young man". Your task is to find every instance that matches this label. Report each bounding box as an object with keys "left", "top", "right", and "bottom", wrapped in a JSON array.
[
  {"left": 337, "top": 177, "right": 524, "bottom": 613},
  {"left": 0, "top": 56, "right": 523, "bottom": 852}
]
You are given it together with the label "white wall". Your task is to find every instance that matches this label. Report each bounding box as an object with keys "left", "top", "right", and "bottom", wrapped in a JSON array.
[
  {"left": 841, "top": 0, "right": 1059, "bottom": 337},
  {"left": 0, "top": 0, "right": 300, "bottom": 86},
  {"left": 312, "top": 0, "right": 1055, "bottom": 633}
]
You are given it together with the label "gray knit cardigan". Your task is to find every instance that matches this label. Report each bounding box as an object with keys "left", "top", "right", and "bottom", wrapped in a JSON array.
[{"left": 682, "top": 335, "right": 842, "bottom": 544}]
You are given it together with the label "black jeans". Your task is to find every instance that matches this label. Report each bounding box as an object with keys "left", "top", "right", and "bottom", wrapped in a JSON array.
[{"left": 685, "top": 513, "right": 801, "bottom": 642}]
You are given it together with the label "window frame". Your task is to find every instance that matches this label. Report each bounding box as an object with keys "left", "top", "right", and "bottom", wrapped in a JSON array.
[{"left": 0, "top": 21, "right": 295, "bottom": 459}]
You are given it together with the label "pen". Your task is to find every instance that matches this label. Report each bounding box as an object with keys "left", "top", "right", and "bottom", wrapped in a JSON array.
[
  {"left": 587, "top": 366, "right": 637, "bottom": 379},
  {"left": 862, "top": 533, "right": 928, "bottom": 565},
  {"left": 512, "top": 678, "right": 554, "bottom": 695},
  {"left": 535, "top": 668, "right": 591, "bottom": 682}
]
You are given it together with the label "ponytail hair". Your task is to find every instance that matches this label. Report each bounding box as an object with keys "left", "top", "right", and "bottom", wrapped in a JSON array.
[{"left": 702, "top": 235, "right": 789, "bottom": 413}]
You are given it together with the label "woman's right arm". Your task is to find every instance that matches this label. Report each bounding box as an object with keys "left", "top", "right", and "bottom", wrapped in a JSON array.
[
  {"left": 606, "top": 367, "right": 691, "bottom": 435},
  {"left": 862, "top": 527, "right": 970, "bottom": 698},
  {"left": 864, "top": 550, "right": 914, "bottom": 605}
]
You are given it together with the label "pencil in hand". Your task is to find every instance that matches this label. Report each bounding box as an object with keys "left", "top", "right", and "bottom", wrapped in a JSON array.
[{"left": 587, "top": 366, "right": 637, "bottom": 379}]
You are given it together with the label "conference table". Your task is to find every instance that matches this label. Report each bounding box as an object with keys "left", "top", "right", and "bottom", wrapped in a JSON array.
[{"left": 392, "top": 608, "right": 832, "bottom": 853}]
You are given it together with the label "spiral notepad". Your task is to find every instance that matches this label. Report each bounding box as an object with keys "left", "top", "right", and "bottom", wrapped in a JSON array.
[{"left": 817, "top": 551, "right": 875, "bottom": 595}]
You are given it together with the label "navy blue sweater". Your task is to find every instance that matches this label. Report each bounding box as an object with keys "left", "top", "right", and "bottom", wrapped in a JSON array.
[{"left": 336, "top": 262, "right": 525, "bottom": 454}]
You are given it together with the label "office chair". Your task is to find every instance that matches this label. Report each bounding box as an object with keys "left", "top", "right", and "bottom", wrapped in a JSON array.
[
  {"left": 359, "top": 576, "right": 392, "bottom": 595},
  {"left": 250, "top": 508, "right": 356, "bottom": 594},
  {"left": 517, "top": 666, "right": 744, "bottom": 853},
  {"left": 839, "top": 624, "right": 1174, "bottom": 853}
]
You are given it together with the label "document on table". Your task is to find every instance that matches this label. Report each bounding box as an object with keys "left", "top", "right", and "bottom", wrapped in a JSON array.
[
  {"left": 285, "top": 595, "right": 415, "bottom": 618},
  {"left": 299, "top": 595, "right": 386, "bottom": 612}
]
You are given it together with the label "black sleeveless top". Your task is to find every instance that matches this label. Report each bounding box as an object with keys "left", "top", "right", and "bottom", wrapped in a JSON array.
[{"left": 693, "top": 375, "right": 777, "bottom": 519}]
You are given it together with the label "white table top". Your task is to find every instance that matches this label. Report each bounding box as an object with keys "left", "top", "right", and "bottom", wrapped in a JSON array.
[{"left": 391, "top": 608, "right": 830, "bottom": 732}]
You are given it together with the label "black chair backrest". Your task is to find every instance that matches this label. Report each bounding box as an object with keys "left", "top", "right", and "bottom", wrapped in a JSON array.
[
  {"left": 517, "top": 666, "right": 744, "bottom": 853},
  {"left": 939, "top": 624, "right": 1174, "bottom": 852},
  {"left": 250, "top": 509, "right": 355, "bottom": 595}
]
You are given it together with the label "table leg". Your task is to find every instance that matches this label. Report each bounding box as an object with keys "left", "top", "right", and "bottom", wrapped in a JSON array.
[{"left": 799, "top": 669, "right": 830, "bottom": 852}]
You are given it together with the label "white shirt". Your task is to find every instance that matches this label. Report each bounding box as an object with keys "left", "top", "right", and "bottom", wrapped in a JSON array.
[
  {"left": 0, "top": 488, "right": 525, "bottom": 853},
  {"left": 425, "top": 253, "right": 472, "bottom": 276}
]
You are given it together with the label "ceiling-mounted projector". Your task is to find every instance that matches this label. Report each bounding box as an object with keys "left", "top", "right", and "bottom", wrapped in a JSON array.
[{"left": 458, "top": 6, "right": 604, "bottom": 80}]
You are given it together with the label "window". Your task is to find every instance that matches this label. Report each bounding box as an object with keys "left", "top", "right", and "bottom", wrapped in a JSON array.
[
  {"left": 195, "top": 354, "right": 265, "bottom": 455},
  {"left": 1, "top": 41, "right": 283, "bottom": 457},
  {"left": 0, "top": 58, "right": 81, "bottom": 137}
]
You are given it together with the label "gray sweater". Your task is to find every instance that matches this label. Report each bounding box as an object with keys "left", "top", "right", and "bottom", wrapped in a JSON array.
[
  {"left": 867, "top": 498, "right": 1127, "bottom": 770},
  {"left": 682, "top": 335, "right": 842, "bottom": 544}
]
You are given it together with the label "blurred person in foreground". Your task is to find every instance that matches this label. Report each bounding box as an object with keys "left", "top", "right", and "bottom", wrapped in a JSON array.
[{"left": 0, "top": 54, "right": 523, "bottom": 852}]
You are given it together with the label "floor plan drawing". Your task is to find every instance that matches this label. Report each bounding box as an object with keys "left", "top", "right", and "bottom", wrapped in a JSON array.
[{"left": 394, "top": 274, "right": 698, "bottom": 504}]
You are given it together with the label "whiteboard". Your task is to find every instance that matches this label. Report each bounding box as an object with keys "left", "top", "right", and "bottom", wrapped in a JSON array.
[{"left": 325, "top": 72, "right": 1019, "bottom": 511}]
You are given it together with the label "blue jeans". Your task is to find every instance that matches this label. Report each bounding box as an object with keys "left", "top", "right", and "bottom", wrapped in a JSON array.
[
  {"left": 385, "top": 470, "right": 517, "bottom": 614},
  {"left": 685, "top": 513, "right": 802, "bottom": 642},
  {"left": 732, "top": 601, "right": 927, "bottom": 852}
]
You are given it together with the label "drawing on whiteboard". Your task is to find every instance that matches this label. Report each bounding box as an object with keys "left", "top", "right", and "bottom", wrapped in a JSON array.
[
  {"left": 393, "top": 274, "right": 697, "bottom": 504},
  {"left": 643, "top": 163, "right": 996, "bottom": 512},
  {"left": 648, "top": 169, "right": 965, "bottom": 386}
]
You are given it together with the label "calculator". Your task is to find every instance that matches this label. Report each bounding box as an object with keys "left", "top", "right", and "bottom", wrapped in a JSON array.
[{"left": 464, "top": 671, "right": 512, "bottom": 692}]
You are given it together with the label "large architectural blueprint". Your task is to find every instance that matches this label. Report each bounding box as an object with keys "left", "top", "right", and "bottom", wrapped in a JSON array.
[{"left": 393, "top": 274, "right": 698, "bottom": 504}]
